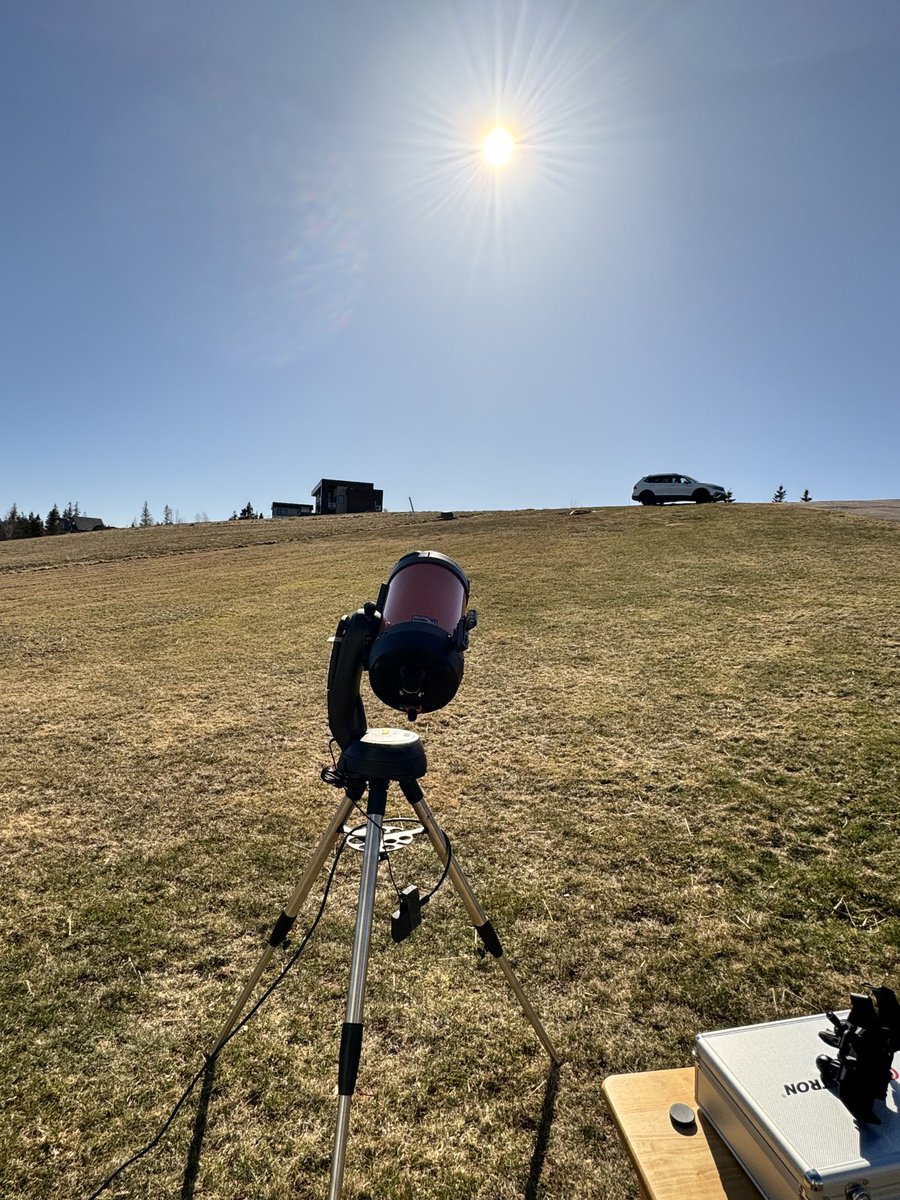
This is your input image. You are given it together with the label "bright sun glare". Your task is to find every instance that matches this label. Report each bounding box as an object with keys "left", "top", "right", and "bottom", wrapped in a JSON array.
[{"left": 482, "top": 126, "right": 514, "bottom": 168}]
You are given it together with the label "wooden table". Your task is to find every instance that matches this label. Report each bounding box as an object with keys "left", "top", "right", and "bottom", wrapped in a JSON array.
[{"left": 602, "top": 1067, "right": 761, "bottom": 1200}]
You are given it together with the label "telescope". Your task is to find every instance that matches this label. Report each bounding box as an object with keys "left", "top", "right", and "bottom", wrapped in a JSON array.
[
  {"left": 207, "top": 549, "right": 556, "bottom": 1200},
  {"left": 327, "top": 550, "right": 478, "bottom": 749}
]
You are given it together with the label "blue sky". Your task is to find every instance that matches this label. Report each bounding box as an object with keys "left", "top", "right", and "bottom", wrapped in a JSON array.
[{"left": 2, "top": 1, "right": 898, "bottom": 525}]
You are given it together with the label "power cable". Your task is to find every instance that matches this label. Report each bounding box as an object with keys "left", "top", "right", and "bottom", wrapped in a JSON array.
[{"left": 86, "top": 837, "right": 349, "bottom": 1199}]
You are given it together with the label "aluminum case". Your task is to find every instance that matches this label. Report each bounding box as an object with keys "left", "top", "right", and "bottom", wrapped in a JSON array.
[{"left": 695, "top": 1013, "right": 900, "bottom": 1200}]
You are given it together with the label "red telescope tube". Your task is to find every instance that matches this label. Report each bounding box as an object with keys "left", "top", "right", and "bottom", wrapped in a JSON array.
[{"left": 368, "top": 551, "right": 474, "bottom": 716}]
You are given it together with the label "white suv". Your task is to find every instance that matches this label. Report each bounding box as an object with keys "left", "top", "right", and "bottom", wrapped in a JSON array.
[{"left": 632, "top": 474, "right": 727, "bottom": 505}]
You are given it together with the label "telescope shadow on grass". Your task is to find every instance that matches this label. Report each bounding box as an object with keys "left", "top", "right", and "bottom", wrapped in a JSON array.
[
  {"left": 180, "top": 1056, "right": 218, "bottom": 1200},
  {"left": 525, "top": 1061, "right": 562, "bottom": 1200}
]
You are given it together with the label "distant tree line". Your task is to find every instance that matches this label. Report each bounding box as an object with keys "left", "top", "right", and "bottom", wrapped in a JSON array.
[
  {"left": 230, "top": 502, "right": 265, "bottom": 520},
  {"left": 0, "top": 499, "right": 199, "bottom": 540},
  {"left": 772, "top": 487, "right": 813, "bottom": 503},
  {"left": 133, "top": 501, "right": 263, "bottom": 525},
  {"left": 130, "top": 501, "right": 184, "bottom": 527},
  {"left": 0, "top": 500, "right": 83, "bottom": 541},
  {"left": 0, "top": 498, "right": 275, "bottom": 540}
]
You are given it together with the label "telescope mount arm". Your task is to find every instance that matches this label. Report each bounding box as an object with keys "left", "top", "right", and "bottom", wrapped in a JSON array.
[{"left": 327, "top": 604, "right": 381, "bottom": 750}]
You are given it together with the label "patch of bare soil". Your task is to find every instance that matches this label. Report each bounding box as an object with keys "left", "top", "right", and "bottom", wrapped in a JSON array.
[{"left": 809, "top": 499, "right": 900, "bottom": 522}]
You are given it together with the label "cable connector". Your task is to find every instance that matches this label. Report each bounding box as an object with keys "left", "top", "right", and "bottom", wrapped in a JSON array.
[
  {"left": 391, "top": 886, "right": 422, "bottom": 943},
  {"left": 321, "top": 765, "right": 349, "bottom": 789}
]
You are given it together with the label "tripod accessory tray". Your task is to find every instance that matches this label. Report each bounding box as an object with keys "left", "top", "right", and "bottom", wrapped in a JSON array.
[{"left": 695, "top": 1014, "right": 900, "bottom": 1200}]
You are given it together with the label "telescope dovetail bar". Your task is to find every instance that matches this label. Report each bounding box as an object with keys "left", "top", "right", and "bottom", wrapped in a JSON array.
[{"left": 209, "top": 551, "right": 557, "bottom": 1200}]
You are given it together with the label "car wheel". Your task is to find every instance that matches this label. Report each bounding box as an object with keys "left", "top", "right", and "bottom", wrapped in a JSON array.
[
  {"left": 639, "top": 491, "right": 655, "bottom": 506},
  {"left": 692, "top": 489, "right": 710, "bottom": 504}
]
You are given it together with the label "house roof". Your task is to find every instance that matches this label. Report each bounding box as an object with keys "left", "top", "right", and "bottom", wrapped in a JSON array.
[
  {"left": 68, "top": 516, "right": 106, "bottom": 531},
  {"left": 310, "top": 479, "right": 375, "bottom": 495}
]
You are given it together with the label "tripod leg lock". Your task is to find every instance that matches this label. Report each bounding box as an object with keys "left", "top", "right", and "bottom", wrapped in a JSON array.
[
  {"left": 338, "top": 1021, "right": 364, "bottom": 1096},
  {"left": 476, "top": 920, "right": 503, "bottom": 959},
  {"left": 268, "top": 910, "right": 296, "bottom": 948}
]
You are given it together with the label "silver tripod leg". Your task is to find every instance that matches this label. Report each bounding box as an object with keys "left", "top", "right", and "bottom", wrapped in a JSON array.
[
  {"left": 402, "top": 781, "right": 560, "bottom": 1066},
  {"left": 327, "top": 779, "right": 388, "bottom": 1200},
  {"left": 207, "top": 790, "right": 359, "bottom": 1058}
]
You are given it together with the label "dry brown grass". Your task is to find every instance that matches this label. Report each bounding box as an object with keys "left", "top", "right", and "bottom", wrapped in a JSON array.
[{"left": 1, "top": 505, "right": 899, "bottom": 1198}]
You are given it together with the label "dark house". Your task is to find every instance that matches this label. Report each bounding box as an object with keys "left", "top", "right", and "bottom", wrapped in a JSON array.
[
  {"left": 311, "top": 479, "right": 383, "bottom": 516},
  {"left": 62, "top": 515, "right": 106, "bottom": 533},
  {"left": 271, "top": 501, "right": 314, "bottom": 518}
]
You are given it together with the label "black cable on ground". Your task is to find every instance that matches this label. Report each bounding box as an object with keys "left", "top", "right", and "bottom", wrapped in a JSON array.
[{"left": 86, "top": 837, "right": 349, "bottom": 1199}]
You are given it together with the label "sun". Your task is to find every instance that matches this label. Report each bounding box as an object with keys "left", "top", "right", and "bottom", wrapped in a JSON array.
[{"left": 482, "top": 126, "right": 515, "bottom": 168}]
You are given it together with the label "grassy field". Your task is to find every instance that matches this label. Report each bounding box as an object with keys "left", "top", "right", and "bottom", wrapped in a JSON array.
[{"left": 2, "top": 504, "right": 899, "bottom": 1199}]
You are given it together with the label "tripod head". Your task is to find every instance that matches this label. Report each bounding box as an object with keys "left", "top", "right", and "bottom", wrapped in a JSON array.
[
  {"left": 817, "top": 986, "right": 900, "bottom": 1123},
  {"left": 326, "top": 551, "right": 477, "bottom": 749}
]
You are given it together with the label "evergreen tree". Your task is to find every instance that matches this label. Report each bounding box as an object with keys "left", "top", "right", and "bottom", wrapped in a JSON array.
[
  {"left": 0, "top": 505, "right": 40, "bottom": 539},
  {"left": 772, "top": 485, "right": 786, "bottom": 503},
  {"left": 163, "top": 504, "right": 174, "bottom": 525},
  {"left": 800, "top": 489, "right": 812, "bottom": 502},
  {"left": 139, "top": 501, "right": 154, "bottom": 527},
  {"left": 3, "top": 503, "right": 18, "bottom": 539},
  {"left": 45, "top": 504, "right": 61, "bottom": 535},
  {"left": 239, "top": 501, "right": 256, "bottom": 520}
]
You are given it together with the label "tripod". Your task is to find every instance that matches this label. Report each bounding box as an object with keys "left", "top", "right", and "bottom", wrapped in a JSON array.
[{"left": 208, "top": 728, "right": 559, "bottom": 1199}]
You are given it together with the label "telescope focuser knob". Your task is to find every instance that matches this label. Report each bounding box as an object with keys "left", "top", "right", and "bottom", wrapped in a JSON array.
[{"left": 453, "top": 610, "right": 478, "bottom": 652}]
